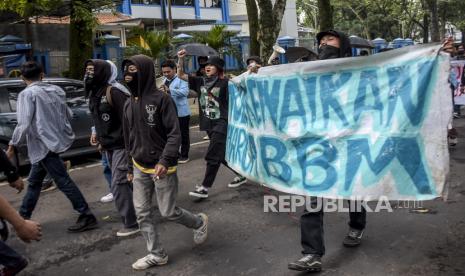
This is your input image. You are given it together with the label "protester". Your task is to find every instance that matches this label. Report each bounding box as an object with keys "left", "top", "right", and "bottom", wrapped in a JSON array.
[
  {"left": 122, "top": 54, "right": 208, "bottom": 270},
  {"left": 193, "top": 56, "right": 210, "bottom": 141},
  {"left": 0, "top": 149, "right": 42, "bottom": 276},
  {"left": 90, "top": 126, "right": 114, "bottom": 203},
  {"left": 160, "top": 60, "right": 191, "bottom": 164},
  {"left": 359, "top": 50, "right": 369, "bottom": 56},
  {"left": 39, "top": 160, "right": 71, "bottom": 193},
  {"left": 246, "top": 56, "right": 262, "bottom": 74},
  {"left": 6, "top": 61, "right": 97, "bottom": 233},
  {"left": 84, "top": 59, "right": 138, "bottom": 237},
  {"left": 287, "top": 30, "right": 366, "bottom": 272},
  {"left": 194, "top": 56, "right": 208, "bottom": 77},
  {"left": 177, "top": 50, "right": 247, "bottom": 199},
  {"left": 456, "top": 44, "right": 465, "bottom": 60}
]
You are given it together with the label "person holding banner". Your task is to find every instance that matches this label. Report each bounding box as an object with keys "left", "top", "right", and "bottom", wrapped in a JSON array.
[
  {"left": 176, "top": 50, "right": 247, "bottom": 199},
  {"left": 288, "top": 30, "right": 367, "bottom": 273}
]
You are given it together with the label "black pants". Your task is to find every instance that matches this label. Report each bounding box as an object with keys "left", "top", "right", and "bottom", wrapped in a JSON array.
[
  {"left": 0, "top": 240, "right": 27, "bottom": 272},
  {"left": 300, "top": 199, "right": 366, "bottom": 256},
  {"left": 201, "top": 131, "right": 240, "bottom": 188},
  {"left": 178, "top": 116, "right": 190, "bottom": 158}
]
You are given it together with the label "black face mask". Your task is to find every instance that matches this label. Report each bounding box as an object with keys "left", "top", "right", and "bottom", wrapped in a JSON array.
[
  {"left": 318, "top": 45, "right": 341, "bottom": 60},
  {"left": 124, "top": 71, "right": 139, "bottom": 96},
  {"left": 83, "top": 72, "right": 94, "bottom": 96},
  {"left": 458, "top": 50, "right": 465, "bottom": 55}
]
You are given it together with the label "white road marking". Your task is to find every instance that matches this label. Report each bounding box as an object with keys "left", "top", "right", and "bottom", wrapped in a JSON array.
[{"left": 190, "top": 140, "right": 209, "bottom": 146}]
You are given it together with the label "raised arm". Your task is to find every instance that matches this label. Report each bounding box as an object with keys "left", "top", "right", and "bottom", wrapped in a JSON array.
[{"left": 176, "top": 49, "right": 189, "bottom": 82}]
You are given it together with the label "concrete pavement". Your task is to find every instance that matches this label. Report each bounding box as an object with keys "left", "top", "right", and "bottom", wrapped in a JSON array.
[{"left": 1, "top": 125, "right": 464, "bottom": 276}]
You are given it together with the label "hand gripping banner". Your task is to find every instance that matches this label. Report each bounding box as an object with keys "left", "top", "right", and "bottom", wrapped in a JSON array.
[{"left": 227, "top": 44, "right": 451, "bottom": 200}]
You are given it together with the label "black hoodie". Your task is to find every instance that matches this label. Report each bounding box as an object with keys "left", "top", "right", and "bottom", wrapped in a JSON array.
[
  {"left": 316, "top": 30, "right": 353, "bottom": 59},
  {"left": 86, "top": 59, "right": 129, "bottom": 150},
  {"left": 122, "top": 55, "right": 181, "bottom": 172}
]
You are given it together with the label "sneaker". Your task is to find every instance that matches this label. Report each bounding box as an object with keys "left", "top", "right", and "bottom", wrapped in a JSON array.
[
  {"left": 178, "top": 157, "right": 190, "bottom": 164},
  {"left": 288, "top": 254, "right": 322, "bottom": 272},
  {"left": 342, "top": 227, "right": 364, "bottom": 247},
  {"left": 193, "top": 213, "right": 208, "bottom": 244},
  {"left": 189, "top": 186, "right": 208, "bottom": 199},
  {"left": 203, "top": 135, "right": 209, "bottom": 140},
  {"left": 100, "top": 193, "right": 114, "bottom": 203},
  {"left": 41, "top": 180, "right": 57, "bottom": 193},
  {"left": 116, "top": 227, "right": 140, "bottom": 237},
  {"left": 132, "top": 253, "right": 168, "bottom": 270},
  {"left": 67, "top": 214, "right": 98, "bottom": 233},
  {"left": 228, "top": 176, "right": 247, "bottom": 188}
]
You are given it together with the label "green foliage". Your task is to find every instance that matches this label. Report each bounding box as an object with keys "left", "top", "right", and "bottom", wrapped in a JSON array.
[
  {"left": 127, "top": 27, "right": 172, "bottom": 60},
  {"left": 296, "top": 0, "right": 454, "bottom": 41},
  {"left": 193, "top": 25, "right": 236, "bottom": 52},
  {"left": 193, "top": 25, "right": 242, "bottom": 67},
  {"left": 0, "top": 0, "right": 63, "bottom": 16}
]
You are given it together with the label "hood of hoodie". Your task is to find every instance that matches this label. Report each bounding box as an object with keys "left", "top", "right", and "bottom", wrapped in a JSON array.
[
  {"left": 85, "top": 59, "right": 112, "bottom": 93},
  {"left": 122, "top": 54, "right": 156, "bottom": 98},
  {"left": 316, "top": 30, "right": 352, "bottom": 58}
]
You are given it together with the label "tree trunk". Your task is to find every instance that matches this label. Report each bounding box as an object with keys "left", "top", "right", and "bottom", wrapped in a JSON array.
[
  {"left": 427, "top": 0, "right": 440, "bottom": 42},
  {"left": 69, "top": 0, "right": 94, "bottom": 80},
  {"left": 317, "top": 0, "right": 333, "bottom": 32},
  {"left": 422, "top": 13, "right": 429, "bottom": 43},
  {"left": 24, "top": 17, "right": 33, "bottom": 60},
  {"left": 245, "top": 0, "right": 260, "bottom": 56},
  {"left": 257, "top": 0, "right": 287, "bottom": 63},
  {"left": 167, "top": 0, "right": 173, "bottom": 36}
]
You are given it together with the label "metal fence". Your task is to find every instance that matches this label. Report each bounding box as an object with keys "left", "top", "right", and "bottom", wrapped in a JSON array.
[{"left": 48, "top": 51, "right": 69, "bottom": 77}]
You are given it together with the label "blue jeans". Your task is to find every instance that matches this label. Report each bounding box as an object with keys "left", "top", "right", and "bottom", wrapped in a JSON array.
[
  {"left": 101, "top": 152, "right": 112, "bottom": 190},
  {"left": 19, "top": 152, "right": 91, "bottom": 219},
  {"left": 0, "top": 240, "right": 26, "bottom": 270}
]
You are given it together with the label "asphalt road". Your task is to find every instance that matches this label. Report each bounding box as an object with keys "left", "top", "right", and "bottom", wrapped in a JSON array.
[{"left": 1, "top": 125, "right": 465, "bottom": 276}]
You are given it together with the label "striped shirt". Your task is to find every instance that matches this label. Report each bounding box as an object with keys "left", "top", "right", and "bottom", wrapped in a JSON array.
[{"left": 9, "top": 82, "right": 75, "bottom": 164}]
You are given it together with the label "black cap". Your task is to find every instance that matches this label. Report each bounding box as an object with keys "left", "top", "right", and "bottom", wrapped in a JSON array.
[
  {"left": 206, "top": 56, "right": 225, "bottom": 70},
  {"left": 246, "top": 56, "right": 262, "bottom": 65},
  {"left": 316, "top": 30, "right": 341, "bottom": 44}
]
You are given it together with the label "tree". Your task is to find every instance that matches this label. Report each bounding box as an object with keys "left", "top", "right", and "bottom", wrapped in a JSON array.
[
  {"left": 0, "top": 0, "right": 63, "bottom": 59},
  {"left": 68, "top": 0, "right": 95, "bottom": 79},
  {"left": 426, "top": 0, "right": 440, "bottom": 42},
  {"left": 68, "top": 0, "right": 114, "bottom": 79},
  {"left": 317, "top": 0, "right": 333, "bottom": 31},
  {"left": 245, "top": 0, "right": 260, "bottom": 56},
  {"left": 256, "top": 0, "right": 287, "bottom": 63}
]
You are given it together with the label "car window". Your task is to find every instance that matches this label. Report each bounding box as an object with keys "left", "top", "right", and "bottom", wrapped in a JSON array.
[
  {"left": 7, "top": 86, "right": 26, "bottom": 112},
  {"left": 59, "top": 84, "right": 87, "bottom": 108}
]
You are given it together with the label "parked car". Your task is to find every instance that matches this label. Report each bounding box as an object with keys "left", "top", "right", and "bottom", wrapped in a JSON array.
[{"left": 0, "top": 78, "right": 97, "bottom": 167}]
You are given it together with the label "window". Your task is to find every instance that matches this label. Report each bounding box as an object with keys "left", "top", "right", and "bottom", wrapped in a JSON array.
[
  {"left": 60, "top": 84, "right": 87, "bottom": 108},
  {"left": 131, "top": 0, "right": 161, "bottom": 5},
  {"left": 199, "top": 0, "right": 221, "bottom": 8},
  {"left": 172, "top": 0, "right": 194, "bottom": 6},
  {"left": 7, "top": 86, "right": 25, "bottom": 112}
]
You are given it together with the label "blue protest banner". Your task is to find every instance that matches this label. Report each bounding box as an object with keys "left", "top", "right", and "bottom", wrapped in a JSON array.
[{"left": 227, "top": 44, "right": 451, "bottom": 200}]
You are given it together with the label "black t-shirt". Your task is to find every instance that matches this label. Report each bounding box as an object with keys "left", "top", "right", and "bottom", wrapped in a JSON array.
[{"left": 188, "top": 76, "right": 229, "bottom": 133}]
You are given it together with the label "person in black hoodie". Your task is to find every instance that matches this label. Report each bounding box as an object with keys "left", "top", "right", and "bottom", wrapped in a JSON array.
[
  {"left": 288, "top": 30, "right": 366, "bottom": 273},
  {"left": 122, "top": 54, "right": 208, "bottom": 271},
  {"left": 176, "top": 50, "right": 247, "bottom": 199},
  {"left": 84, "top": 59, "right": 138, "bottom": 237}
]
